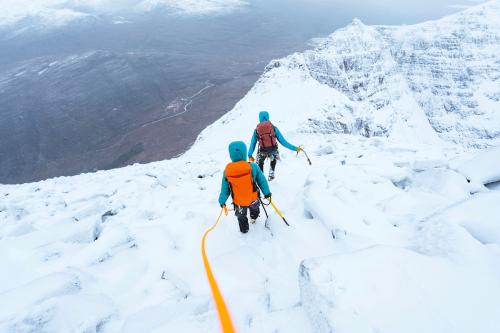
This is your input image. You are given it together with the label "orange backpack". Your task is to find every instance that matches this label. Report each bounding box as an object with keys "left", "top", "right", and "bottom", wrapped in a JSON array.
[{"left": 225, "top": 161, "right": 258, "bottom": 206}]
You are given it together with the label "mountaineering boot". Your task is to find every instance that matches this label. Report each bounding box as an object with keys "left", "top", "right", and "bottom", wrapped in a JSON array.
[{"left": 268, "top": 169, "right": 275, "bottom": 181}]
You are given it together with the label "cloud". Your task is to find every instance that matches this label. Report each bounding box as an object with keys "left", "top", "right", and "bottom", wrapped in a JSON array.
[
  {"left": 0, "top": 0, "right": 247, "bottom": 28},
  {"left": 136, "top": 0, "right": 247, "bottom": 15}
]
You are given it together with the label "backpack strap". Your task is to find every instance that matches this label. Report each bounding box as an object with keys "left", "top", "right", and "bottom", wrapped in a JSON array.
[{"left": 248, "top": 162, "right": 260, "bottom": 194}]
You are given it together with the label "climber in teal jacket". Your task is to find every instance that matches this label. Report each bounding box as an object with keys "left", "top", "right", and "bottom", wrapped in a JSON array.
[
  {"left": 248, "top": 111, "right": 301, "bottom": 180},
  {"left": 219, "top": 141, "right": 271, "bottom": 233}
]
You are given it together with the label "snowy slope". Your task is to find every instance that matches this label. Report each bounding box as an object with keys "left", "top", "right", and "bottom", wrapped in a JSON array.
[
  {"left": 2, "top": 2, "right": 500, "bottom": 333},
  {"left": 455, "top": 145, "right": 500, "bottom": 185}
]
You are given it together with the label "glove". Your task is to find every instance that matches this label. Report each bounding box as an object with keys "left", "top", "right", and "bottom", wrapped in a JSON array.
[
  {"left": 248, "top": 156, "right": 255, "bottom": 162},
  {"left": 265, "top": 193, "right": 272, "bottom": 199},
  {"left": 296, "top": 147, "right": 302, "bottom": 153}
]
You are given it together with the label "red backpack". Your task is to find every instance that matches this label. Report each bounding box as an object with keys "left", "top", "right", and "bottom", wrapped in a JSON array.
[{"left": 256, "top": 121, "right": 278, "bottom": 149}]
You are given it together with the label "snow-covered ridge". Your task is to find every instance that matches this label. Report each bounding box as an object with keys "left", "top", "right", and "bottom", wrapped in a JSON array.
[
  {"left": 259, "top": 0, "right": 500, "bottom": 148},
  {"left": 0, "top": 0, "right": 247, "bottom": 28},
  {"left": 137, "top": 0, "right": 247, "bottom": 15},
  {"left": 1, "top": 2, "right": 500, "bottom": 332},
  {"left": 0, "top": 3, "right": 90, "bottom": 29}
]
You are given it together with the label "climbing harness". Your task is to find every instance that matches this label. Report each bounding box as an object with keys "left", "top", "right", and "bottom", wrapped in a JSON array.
[{"left": 201, "top": 207, "right": 236, "bottom": 333}]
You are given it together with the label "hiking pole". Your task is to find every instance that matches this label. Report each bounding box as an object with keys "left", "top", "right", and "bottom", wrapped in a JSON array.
[
  {"left": 268, "top": 198, "right": 290, "bottom": 226},
  {"left": 297, "top": 146, "right": 312, "bottom": 166}
]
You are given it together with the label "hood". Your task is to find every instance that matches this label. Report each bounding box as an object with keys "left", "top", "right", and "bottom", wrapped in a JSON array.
[
  {"left": 228, "top": 141, "right": 247, "bottom": 162},
  {"left": 259, "top": 111, "right": 270, "bottom": 122}
]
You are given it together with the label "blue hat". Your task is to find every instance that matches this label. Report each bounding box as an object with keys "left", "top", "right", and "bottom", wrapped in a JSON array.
[
  {"left": 259, "top": 111, "right": 269, "bottom": 122},
  {"left": 228, "top": 141, "right": 247, "bottom": 162}
]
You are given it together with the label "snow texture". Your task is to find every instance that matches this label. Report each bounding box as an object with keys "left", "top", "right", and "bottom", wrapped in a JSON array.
[
  {"left": 1, "top": 2, "right": 500, "bottom": 332},
  {"left": 455, "top": 145, "right": 500, "bottom": 184}
]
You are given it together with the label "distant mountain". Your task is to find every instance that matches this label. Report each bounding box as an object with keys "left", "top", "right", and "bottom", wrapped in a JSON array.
[{"left": 258, "top": 0, "right": 500, "bottom": 147}]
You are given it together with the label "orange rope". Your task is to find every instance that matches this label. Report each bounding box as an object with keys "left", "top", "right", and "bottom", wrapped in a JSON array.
[{"left": 201, "top": 207, "right": 236, "bottom": 333}]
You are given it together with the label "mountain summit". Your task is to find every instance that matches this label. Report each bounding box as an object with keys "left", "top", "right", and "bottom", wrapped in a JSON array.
[{"left": 255, "top": 0, "right": 500, "bottom": 147}]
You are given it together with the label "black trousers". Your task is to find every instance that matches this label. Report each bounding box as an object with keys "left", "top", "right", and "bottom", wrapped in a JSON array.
[
  {"left": 234, "top": 200, "right": 260, "bottom": 233},
  {"left": 257, "top": 148, "right": 279, "bottom": 172}
]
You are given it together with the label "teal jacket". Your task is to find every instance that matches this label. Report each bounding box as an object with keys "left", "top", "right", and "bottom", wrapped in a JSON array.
[
  {"left": 248, "top": 111, "right": 297, "bottom": 157},
  {"left": 219, "top": 141, "right": 271, "bottom": 206}
]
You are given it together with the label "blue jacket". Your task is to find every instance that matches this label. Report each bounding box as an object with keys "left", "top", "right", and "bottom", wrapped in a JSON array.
[
  {"left": 219, "top": 141, "right": 271, "bottom": 206},
  {"left": 248, "top": 111, "right": 297, "bottom": 157}
]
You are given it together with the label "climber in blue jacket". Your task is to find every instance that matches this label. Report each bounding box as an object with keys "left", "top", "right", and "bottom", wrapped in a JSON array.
[
  {"left": 248, "top": 111, "right": 301, "bottom": 180},
  {"left": 219, "top": 141, "right": 271, "bottom": 233}
]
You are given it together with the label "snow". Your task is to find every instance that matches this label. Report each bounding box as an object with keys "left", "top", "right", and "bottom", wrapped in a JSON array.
[
  {"left": 455, "top": 145, "right": 500, "bottom": 185},
  {"left": 1, "top": 1, "right": 500, "bottom": 332},
  {"left": 300, "top": 246, "right": 500, "bottom": 333},
  {"left": 270, "top": 0, "right": 500, "bottom": 148},
  {"left": 136, "top": 0, "right": 247, "bottom": 15},
  {"left": 0, "top": 0, "right": 247, "bottom": 28},
  {"left": 0, "top": 2, "right": 90, "bottom": 29},
  {"left": 2, "top": 130, "right": 498, "bottom": 331}
]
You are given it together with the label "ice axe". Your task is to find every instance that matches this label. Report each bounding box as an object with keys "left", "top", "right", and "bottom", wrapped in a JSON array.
[
  {"left": 266, "top": 198, "right": 290, "bottom": 226},
  {"left": 297, "top": 146, "right": 312, "bottom": 165}
]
